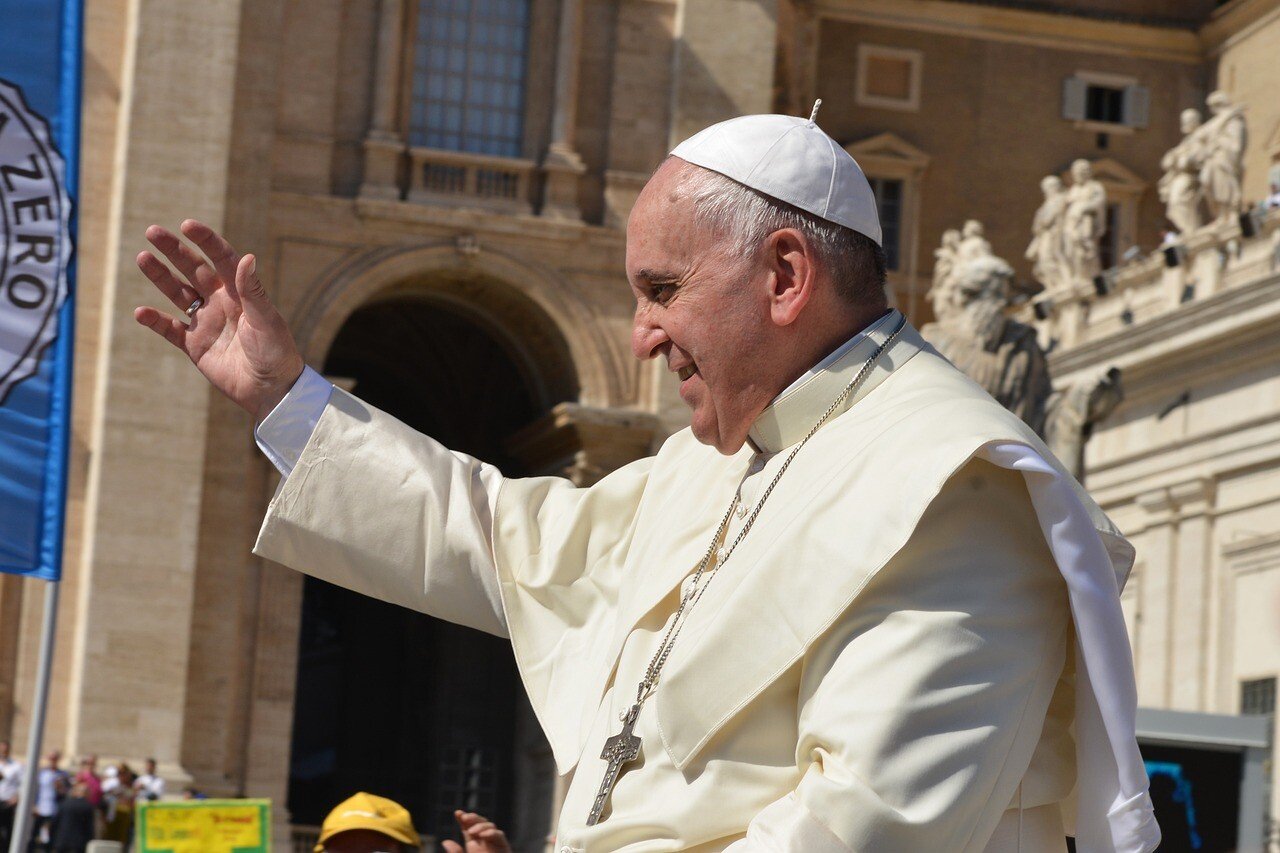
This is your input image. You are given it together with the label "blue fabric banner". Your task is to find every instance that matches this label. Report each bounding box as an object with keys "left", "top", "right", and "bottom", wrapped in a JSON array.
[{"left": 0, "top": 0, "right": 82, "bottom": 580}]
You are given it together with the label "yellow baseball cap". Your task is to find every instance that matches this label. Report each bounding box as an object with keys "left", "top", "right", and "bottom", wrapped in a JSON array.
[{"left": 315, "top": 792, "right": 419, "bottom": 851}]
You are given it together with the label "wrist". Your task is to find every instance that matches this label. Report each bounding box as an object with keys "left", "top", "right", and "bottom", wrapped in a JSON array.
[{"left": 253, "top": 360, "right": 306, "bottom": 424}]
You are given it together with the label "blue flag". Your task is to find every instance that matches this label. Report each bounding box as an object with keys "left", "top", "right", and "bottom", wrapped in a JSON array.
[{"left": 0, "top": 0, "right": 82, "bottom": 580}]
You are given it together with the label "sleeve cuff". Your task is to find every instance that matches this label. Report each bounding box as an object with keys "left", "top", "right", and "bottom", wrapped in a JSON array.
[{"left": 254, "top": 366, "right": 334, "bottom": 477}]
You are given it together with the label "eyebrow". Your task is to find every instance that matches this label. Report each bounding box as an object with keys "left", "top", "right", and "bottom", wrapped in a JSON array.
[{"left": 634, "top": 268, "right": 681, "bottom": 283}]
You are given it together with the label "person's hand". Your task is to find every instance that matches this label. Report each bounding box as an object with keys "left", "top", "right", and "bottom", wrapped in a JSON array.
[
  {"left": 440, "top": 810, "right": 511, "bottom": 853},
  {"left": 134, "top": 220, "right": 304, "bottom": 422}
]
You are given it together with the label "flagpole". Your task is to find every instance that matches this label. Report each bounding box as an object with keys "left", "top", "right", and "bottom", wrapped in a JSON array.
[{"left": 8, "top": 581, "right": 59, "bottom": 853}]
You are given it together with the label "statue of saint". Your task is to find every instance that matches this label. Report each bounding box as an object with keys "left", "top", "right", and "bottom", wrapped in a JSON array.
[
  {"left": 1063, "top": 159, "right": 1107, "bottom": 286},
  {"left": 920, "top": 253, "right": 1052, "bottom": 435},
  {"left": 1197, "top": 91, "right": 1247, "bottom": 225},
  {"left": 928, "top": 228, "right": 962, "bottom": 322},
  {"left": 1045, "top": 368, "right": 1124, "bottom": 480},
  {"left": 1026, "top": 176, "right": 1069, "bottom": 291},
  {"left": 957, "top": 219, "right": 993, "bottom": 262},
  {"left": 1158, "top": 108, "right": 1205, "bottom": 235}
]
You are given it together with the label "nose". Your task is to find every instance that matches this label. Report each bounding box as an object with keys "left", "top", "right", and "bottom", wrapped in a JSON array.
[{"left": 631, "top": 305, "right": 669, "bottom": 361}]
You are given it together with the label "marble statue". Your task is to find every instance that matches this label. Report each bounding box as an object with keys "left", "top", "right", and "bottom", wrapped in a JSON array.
[
  {"left": 1045, "top": 368, "right": 1124, "bottom": 480},
  {"left": 929, "top": 228, "right": 962, "bottom": 321},
  {"left": 922, "top": 233, "right": 1124, "bottom": 478},
  {"left": 957, "top": 219, "right": 993, "bottom": 262},
  {"left": 1026, "top": 175, "right": 1069, "bottom": 291},
  {"left": 921, "top": 251, "right": 1053, "bottom": 435},
  {"left": 1158, "top": 108, "right": 1205, "bottom": 235},
  {"left": 1063, "top": 159, "right": 1108, "bottom": 285},
  {"left": 1198, "top": 90, "right": 1247, "bottom": 225}
]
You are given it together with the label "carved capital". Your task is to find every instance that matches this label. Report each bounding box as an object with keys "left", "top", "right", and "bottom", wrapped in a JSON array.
[{"left": 506, "top": 402, "right": 658, "bottom": 486}]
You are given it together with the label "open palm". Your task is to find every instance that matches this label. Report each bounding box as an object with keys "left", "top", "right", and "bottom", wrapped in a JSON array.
[{"left": 134, "top": 220, "right": 304, "bottom": 421}]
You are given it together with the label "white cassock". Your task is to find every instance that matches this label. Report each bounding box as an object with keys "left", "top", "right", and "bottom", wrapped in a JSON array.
[{"left": 254, "top": 311, "right": 1159, "bottom": 852}]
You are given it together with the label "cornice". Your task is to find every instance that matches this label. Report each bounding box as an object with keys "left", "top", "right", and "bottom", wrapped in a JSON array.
[
  {"left": 1048, "top": 269, "right": 1280, "bottom": 387},
  {"left": 1199, "top": 0, "right": 1280, "bottom": 56},
  {"left": 814, "top": 0, "right": 1203, "bottom": 64},
  {"left": 269, "top": 190, "right": 628, "bottom": 248}
]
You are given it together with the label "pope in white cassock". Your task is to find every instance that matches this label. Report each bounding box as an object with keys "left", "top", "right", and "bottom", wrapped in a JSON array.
[{"left": 134, "top": 111, "right": 1161, "bottom": 852}]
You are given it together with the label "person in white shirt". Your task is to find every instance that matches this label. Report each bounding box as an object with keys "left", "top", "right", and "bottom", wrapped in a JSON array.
[
  {"left": 133, "top": 758, "right": 165, "bottom": 801},
  {"left": 133, "top": 112, "right": 1159, "bottom": 851},
  {"left": 0, "top": 740, "right": 22, "bottom": 849}
]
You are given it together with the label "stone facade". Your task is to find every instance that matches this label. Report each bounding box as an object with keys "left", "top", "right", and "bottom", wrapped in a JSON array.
[{"left": 3, "top": 0, "right": 1280, "bottom": 849}]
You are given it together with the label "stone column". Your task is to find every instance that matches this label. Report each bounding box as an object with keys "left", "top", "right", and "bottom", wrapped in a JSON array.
[
  {"left": 668, "top": 0, "right": 778, "bottom": 147},
  {"left": 17, "top": 0, "right": 243, "bottom": 765},
  {"left": 361, "top": 0, "right": 407, "bottom": 200},
  {"left": 541, "top": 0, "right": 588, "bottom": 220},
  {"left": 1134, "top": 487, "right": 1176, "bottom": 706},
  {"left": 1168, "top": 477, "right": 1216, "bottom": 711}
]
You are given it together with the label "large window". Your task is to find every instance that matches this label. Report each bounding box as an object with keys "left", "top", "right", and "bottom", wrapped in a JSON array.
[
  {"left": 869, "top": 177, "right": 903, "bottom": 271},
  {"left": 409, "top": 0, "right": 531, "bottom": 156}
]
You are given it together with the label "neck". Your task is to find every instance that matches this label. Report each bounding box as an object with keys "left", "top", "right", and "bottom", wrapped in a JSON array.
[{"left": 771, "top": 306, "right": 886, "bottom": 399}]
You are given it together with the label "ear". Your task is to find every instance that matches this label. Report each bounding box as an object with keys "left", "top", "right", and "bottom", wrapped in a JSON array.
[{"left": 763, "top": 228, "right": 815, "bottom": 327}]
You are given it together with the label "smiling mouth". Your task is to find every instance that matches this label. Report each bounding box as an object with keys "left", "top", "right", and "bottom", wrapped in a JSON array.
[{"left": 678, "top": 365, "right": 697, "bottom": 382}]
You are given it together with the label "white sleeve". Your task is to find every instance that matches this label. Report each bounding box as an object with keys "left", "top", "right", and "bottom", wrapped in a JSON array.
[{"left": 254, "top": 366, "right": 334, "bottom": 477}]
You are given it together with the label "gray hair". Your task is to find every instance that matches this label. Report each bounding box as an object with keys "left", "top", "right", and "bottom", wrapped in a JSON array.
[{"left": 675, "top": 162, "right": 888, "bottom": 308}]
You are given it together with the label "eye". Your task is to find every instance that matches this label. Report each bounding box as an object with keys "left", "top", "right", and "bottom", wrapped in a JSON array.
[{"left": 650, "top": 282, "right": 678, "bottom": 304}]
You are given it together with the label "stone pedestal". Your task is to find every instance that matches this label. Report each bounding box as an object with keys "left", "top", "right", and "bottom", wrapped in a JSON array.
[
  {"left": 359, "top": 135, "right": 404, "bottom": 201},
  {"left": 541, "top": 143, "right": 587, "bottom": 221},
  {"left": 506, "top": 403, "right": 659, "bottom": 486}
]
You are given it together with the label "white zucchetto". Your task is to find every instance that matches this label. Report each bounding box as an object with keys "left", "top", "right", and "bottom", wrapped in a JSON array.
[{"left": 669, "top": 110, "right": 883, "bottom": 246}]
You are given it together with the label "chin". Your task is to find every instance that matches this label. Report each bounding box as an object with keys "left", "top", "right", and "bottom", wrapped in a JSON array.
[{"left": 689, "top": 413, "right": 747, "bottom": 456}]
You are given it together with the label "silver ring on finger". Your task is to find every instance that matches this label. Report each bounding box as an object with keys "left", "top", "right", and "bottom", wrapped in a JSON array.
[{"left": 185, "top": 297, "right": 204, "bottom": 317}]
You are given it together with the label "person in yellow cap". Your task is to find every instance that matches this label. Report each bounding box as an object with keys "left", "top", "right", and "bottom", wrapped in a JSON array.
[{"left": 314, "top": 792, "right": 419, "bottom": 853}]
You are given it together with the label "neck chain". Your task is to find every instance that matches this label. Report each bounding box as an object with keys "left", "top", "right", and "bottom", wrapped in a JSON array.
[{"left": 585, "top": 316, "right": 906, "bottom": 826}]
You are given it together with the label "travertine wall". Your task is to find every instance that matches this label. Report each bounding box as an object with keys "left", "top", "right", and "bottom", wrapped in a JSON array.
[{"left": 815, "top": 18, "right": 1207, "bottom": 286}]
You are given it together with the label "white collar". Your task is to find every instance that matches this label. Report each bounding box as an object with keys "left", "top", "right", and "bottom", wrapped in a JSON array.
[{"left": 747, "top": 310, "right": 917, "bottom": 454}]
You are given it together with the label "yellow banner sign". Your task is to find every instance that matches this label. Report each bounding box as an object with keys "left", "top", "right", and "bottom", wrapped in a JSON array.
[{"left": 136, "top": 799, "right": 270, "bottom": 853}]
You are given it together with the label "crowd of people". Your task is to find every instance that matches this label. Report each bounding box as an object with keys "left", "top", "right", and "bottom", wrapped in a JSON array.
[
  {"left": 3, "top": 741, "right": 504, "bottom": 853},
  {"left": 0, "top": 743, "right": 165, "bottom": 853}
]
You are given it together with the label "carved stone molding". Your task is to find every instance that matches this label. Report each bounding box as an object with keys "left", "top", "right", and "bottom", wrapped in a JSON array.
[{"left": 506, "top": 402, "right": 659, "bottom": 485}]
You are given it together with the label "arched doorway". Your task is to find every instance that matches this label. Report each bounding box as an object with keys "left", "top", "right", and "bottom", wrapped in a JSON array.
[{"left": 286, "top": 293, "right": 573, "bottom": 846}]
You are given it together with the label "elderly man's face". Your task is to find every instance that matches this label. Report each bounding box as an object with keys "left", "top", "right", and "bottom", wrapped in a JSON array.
[{"left": 627, "top": 160, "right": 775, "bottom": 452}]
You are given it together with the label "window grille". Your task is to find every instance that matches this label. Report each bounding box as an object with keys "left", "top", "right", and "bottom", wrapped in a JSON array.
[
  {"left": 409, "top": 0, "right": 531, "bottom": 157},
  {"left": 1241, "top": 677, "right": 1276, "bottom": 716}
]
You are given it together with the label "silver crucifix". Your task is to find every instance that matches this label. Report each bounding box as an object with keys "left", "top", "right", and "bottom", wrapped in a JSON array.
[{"left": 586, "top": 702, "right": 643, "bottom": 826}]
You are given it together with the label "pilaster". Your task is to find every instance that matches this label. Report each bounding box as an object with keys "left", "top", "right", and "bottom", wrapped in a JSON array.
[
  {"left": 360, "top": 0, "right": 407, "bottom": 201},
  {"left": 1135, "top": 486, "right": 1177, "bottom": 706},
  {"left": 1167, "top": 477, "right": 1217, "bottom": 711},
  {"left": 541, "top": 0, "right": 587, "bottom": 220}
]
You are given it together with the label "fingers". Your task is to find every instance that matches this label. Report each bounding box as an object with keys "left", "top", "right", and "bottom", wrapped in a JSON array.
[
  {"left": 133, "top": 306, "right": 188, "bottom": 351},
  {"left": 234, "top": 253, "right": 275, "bottom": 324},
  {"left": 441, "top": 842, "right": 462, "bottom": 853},
  {"left": 145, "top": 225, "right": 221, "bottom": 298},
  {"left": 182, "top": 219, "right": 243, "bottom": 291},
  {"left": 136, "top": 250, "right": 202, "bottom": 313}
]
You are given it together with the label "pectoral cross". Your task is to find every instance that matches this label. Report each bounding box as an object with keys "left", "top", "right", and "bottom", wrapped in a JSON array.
[{"left": 586, "top": 702, "right": 643, "bottom": 826}]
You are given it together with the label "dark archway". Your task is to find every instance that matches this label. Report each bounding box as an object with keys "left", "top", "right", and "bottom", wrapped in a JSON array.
[{"left": 287, "top": 294, "right": 559, "bottom": 845}]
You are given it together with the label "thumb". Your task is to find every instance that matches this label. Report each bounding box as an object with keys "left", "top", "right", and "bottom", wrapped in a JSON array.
[
  {"left": 441, "top": 842, "right": 462, "bottom": 853},
  {"left": 234, "top": 254, "right": 274, "bottom": 325}
]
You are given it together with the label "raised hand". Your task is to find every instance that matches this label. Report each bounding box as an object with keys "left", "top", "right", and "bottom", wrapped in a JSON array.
[
  {"left": 440, "top": 810, "right": 511, "bottom": 853},
  {"left": 134, "top": 220, "right": 304, "bottom": 421}
]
